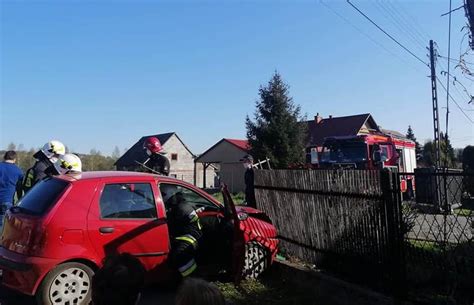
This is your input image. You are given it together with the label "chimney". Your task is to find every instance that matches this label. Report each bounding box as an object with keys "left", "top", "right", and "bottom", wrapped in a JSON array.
[{"left": 315, "top": 113, "right": 323, "bottom": 124}]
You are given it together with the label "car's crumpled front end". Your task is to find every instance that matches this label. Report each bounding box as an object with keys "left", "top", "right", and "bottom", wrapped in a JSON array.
[{"left": 235, "top": 206, "right": 279, "bottom": 260}]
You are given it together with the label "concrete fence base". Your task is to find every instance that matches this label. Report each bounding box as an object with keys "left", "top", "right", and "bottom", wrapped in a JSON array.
[{"left": 273, "top": 260, "right": 397, "bottom": 305}]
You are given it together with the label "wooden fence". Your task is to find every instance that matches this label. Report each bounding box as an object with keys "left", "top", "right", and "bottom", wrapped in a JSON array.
[{"left": 254, "top": 169, "right": 404, "bottom": 294}]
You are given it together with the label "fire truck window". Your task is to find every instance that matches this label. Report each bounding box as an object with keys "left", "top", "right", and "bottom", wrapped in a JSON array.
[
  {"left": 397, "top": 149, "right": 404, "bottom": 170},
  {"left": 380, "top": 146, "right": 389, "bottom": 161}
]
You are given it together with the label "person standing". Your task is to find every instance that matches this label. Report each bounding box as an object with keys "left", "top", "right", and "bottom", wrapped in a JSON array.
[
  {"left": 0, "top": 151, "right": 24, "bottom": 225},
  {"left": 241, "top": 154, "right": 257, "bottom": 209},
  {"left": 141, "top": 137, "right": 170, "bottom": 176},
  {"left": 22, "top": 140, "right": 65, "bottom": 194}
]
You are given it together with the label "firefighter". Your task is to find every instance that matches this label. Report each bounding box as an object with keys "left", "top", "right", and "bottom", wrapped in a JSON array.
[
  {"left": 162, "top": 184, "right": 202, "bottom": 278},
  {"left": 142, "top": 137, "right": 170, "bottom": 176},
  {"left": 56, "top": 153, "right": 82, "bottom": 175},
  {"left": 22, "top": 140, "right": 66, "bottom": 194},
  {"left": 241, "top": 154, "right": 257, "bottom": 209}
]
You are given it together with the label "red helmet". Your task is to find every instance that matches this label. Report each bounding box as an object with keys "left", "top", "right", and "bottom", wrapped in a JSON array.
[{"left": 143, "top": 137, "right": 163, "bottom": 154}]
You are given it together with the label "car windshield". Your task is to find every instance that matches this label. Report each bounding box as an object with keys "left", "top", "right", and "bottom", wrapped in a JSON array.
[
  {"left": 16, "top": 178, "right": 69, "bottom": 215},
  {"left": 321, "top": 142, "right": 367, "bottom": 163}
]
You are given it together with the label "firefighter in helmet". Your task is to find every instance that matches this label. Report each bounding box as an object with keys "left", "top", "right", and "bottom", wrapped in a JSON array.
[
  {"left": 22, "top": 140, "right": 66, "bottom": 194},
  {"left": 142, "top": 137, "right": 170, "bottom": 176},
  {"left": 161, "top": 184, "right": 202, "bottom": 279},
  {"left": 56, "top": 154, "right": 82, "bottom": 175}
]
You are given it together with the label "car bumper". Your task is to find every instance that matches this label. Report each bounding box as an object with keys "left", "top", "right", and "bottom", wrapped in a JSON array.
[{"left": 0, "top": 246, "right": 57, "bottom": 296}]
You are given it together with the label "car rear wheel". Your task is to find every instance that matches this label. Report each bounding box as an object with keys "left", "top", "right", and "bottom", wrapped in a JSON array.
[
  {"left": 37, "top": 262, "right": 94, "bottom": 305},
  {"left": 242, "top": 241, "right": 268, "bottom": 279}
]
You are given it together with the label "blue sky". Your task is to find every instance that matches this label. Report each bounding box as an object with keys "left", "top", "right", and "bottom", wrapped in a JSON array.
[{"left": 1, "top": 0, "right": 473, "bottom": 156}]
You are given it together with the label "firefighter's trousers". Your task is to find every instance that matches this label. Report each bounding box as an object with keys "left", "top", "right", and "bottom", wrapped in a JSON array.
[{"left": 169, "top": 235, "right": 198, "bottom": 277}]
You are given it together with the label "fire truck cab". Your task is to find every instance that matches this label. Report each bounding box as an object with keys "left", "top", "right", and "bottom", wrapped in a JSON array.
[{"left": 319, "top": 133, "right": 417, "bottom": 193}]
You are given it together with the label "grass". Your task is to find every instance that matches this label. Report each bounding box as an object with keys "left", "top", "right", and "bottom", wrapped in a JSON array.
[
  {"left": 405, "top": 239, "right": 474, "bottom": 305},
  {"left": 212, "top": 192, "right": 245, "bottom": 205},
  {"left": 452, "top": 208, "right": 473, "bottom": 217},
  {"left": 407, "top": 239, "right": 444, "bottom": 253},
  {"left": 215, "top": 276, "right": 319, "bottom": 305}
]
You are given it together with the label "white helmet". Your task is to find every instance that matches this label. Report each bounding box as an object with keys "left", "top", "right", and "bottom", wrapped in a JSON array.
[
  {"left": 57, "top": 153, "right": 82, "bottom": 174},
  {"left": 41, "top": 140, "right": 66, "bottom": 160}
]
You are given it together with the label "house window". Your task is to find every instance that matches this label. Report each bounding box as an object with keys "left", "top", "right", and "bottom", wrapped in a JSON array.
[{"left": 171, "top": 153, "right": 178, "bottom": 161}]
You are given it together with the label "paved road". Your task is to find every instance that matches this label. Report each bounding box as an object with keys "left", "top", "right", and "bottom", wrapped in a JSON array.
[
  {"left": 408, "top": 214, "right": 473, "bottom": 243},
  {"left": 0, "top": 285, "right": 176, "bottom": 305}
]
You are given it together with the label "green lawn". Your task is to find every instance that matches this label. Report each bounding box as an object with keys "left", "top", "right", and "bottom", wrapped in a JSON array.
[
  {"left": 212, "top": 192, "right": 245, "bottom": 205},
  {"left": 452, "top": 208, "right": 473, "bottom": 217},
  {"left": 215, "top": 277, "right": 319, "bottom": 305}
]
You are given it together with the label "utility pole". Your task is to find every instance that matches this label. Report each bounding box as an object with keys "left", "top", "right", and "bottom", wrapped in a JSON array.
[
  {"left": 429, "top": 40, "right": 441, "bottom": 169},
  {"left": 430, "top": 40, "right": 444, "bottom": 216}
]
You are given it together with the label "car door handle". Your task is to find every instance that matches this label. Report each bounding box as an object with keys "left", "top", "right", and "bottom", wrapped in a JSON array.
[{"left": 99, "top": 227, "right": 115, "bottom": 234}]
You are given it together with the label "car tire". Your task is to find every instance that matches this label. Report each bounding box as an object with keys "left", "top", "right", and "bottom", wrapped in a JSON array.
[
  {"left": 36, "top": 262, "right": 94, "bottom": 305},
  {"left": 242, "top": 241, "right": 269, "bottom": 279}
]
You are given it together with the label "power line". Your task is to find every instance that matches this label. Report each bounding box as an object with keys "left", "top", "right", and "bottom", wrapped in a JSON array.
[
  {"left": 319, "top": 1, "right": 421, "bottom": 71},
  {"left": 437, "top": 56, "right": 474, "bottom": 105},
  {"left": 438, "top": 54, "right": 474, "bottom": 66},
  {"left": 452, "top": 79, "right": 473, "bottom": 102},
  {"left": 379, "top": 1, "right": 427, "bottom": 52},
  {"left": 437, "top": 76, "right": 474, "bottom": 123},
  {"left": 372, "top": 0, "right": 427, "bottom": 53},
  {"left": 346, "top": 0, "right": 430, "bottom": 68},
  {"left": 386, "top": 1, "right": 430, "bottom": 46},
  {"left": 390, "top": 0, "right": 432, "bottom": 43},
  {"left": 441, "top": 4, "right": 465, "bottom": 17}
]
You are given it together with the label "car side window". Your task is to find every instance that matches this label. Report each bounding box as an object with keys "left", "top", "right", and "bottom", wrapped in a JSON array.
[
  {"left": 99, "top": 183, "right": 157, "bottom": 219},
  {"left": 159, "top": 183, "right": 218, "bottom": 211}
]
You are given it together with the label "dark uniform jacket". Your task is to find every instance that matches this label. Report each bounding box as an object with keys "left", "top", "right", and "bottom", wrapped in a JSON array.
[
  {"left": 146, "top": 154, "right": 170, "bottom": 176},
  {"left": 244, "top": 167, "right": 256, "bottom": 208},
  {"left": 22, "top": 155, "right": 55, "bottom": 194},
  {"left": 167, "top": 203, "right": 202, "bottom": 241}
]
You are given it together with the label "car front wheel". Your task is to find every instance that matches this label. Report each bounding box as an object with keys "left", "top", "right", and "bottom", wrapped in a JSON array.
[
  {"left": 242, "top": 241, "right": 269, "bottom": 279},
  {"left": 37, "top": 262, "right": 94, "bottom": 305}
]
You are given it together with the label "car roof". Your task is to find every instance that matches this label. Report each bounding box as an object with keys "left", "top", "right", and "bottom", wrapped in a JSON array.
[
  {"left": 55, "top": 171, "right": 223, "bottom": 205},
  {"left": 56, "top": 171, "right": 168, "bottom": 182},
  {"left": 56, "top": 171, "right": 203, "bottom": 189}
]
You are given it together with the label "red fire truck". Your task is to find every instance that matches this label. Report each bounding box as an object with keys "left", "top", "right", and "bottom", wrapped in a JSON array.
[{"left": 316, "top": 133, "right": 417, "bottom": 193}]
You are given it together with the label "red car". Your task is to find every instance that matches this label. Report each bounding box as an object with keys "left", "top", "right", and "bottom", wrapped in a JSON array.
[{"left": 0, "top": 172, "right": 278, "bottom": 305}]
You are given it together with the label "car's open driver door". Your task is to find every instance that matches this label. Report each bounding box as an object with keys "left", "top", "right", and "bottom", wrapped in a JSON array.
[{"left": 221, "top": 184, "right": 246, "bottom": 284}]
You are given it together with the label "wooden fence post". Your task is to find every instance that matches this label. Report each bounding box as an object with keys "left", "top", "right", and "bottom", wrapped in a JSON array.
[{"left": 380, "top": 169, "right": 406, "bottom": 302}]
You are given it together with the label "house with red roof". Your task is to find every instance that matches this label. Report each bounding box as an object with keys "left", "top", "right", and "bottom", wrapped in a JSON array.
[{"left": 195, "top": 138, "right": 250, "bottom": 192}]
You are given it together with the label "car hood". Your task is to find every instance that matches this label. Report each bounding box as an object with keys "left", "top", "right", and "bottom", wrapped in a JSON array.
[{"left": 235, "top": 206, "right": 261, "bottom": 214}]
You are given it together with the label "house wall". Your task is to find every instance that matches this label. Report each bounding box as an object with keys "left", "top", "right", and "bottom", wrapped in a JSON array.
[
  {"left": 196, "top": 140, "right": 248, "bottom": 192},
  {"left": 197, "top": 140, "right": 248, "bottom": 163},
  {"left": 219, "top": 162, "right": 246, "bottom": 193},
  {"left": 160, "top": 134, "right": 195, "bottom": 184},
  {"left": 195, "top": 162, "right": 217, "bottom": 189},
  {"left": 160, "top": 135, "right": 214, "bottom": 187}
]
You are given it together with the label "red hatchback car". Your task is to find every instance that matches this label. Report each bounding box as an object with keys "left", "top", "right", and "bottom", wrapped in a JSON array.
[{"left": 0, "top": 171, "right": 278, "bottom": 305}]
